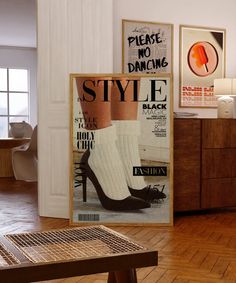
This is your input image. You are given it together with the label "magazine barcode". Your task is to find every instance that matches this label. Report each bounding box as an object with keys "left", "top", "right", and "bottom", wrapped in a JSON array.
[{"left": 78, "top": 214, "right": 100, "bottom": 221}]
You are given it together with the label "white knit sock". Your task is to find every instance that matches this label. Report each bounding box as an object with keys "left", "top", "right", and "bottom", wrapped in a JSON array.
[
  {"left": 88, "top": 125, "right": 130, "bottom": 200},
  {"left": 113, "top": 120, "right": 146, "bottom": 190}
]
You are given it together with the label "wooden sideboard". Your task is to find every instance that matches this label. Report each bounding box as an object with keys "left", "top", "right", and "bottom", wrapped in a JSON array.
[
  {"left": 174, "top": 118, "right": 236, "bottom": 211},
  {"left": 0, "top": 138, "right": 29, "bottom": 177}
]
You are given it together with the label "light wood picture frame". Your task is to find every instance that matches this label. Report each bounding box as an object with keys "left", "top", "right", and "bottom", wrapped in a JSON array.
[
  {"left": 122, "top": 19, "right": 173, "bottom": 74},
  {"left": 179, "top": 25, "right": 226, "bottom": 108},
  {"left": 69, "top": 74, "right": 173, "bottom": 226}
]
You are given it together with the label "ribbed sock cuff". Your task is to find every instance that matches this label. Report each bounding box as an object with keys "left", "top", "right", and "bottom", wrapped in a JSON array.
[
  {"left": 88, "top": 125, "right": 130, "bottom": 200},
  {"left": 112, "top": 120, "right": 146, "bottom": 190},
  {"left": 93, "top": 125, "right": 117, "bottom": 144},
  {"left": 112, "top": 120, "right": 140, "bottom": 136}
]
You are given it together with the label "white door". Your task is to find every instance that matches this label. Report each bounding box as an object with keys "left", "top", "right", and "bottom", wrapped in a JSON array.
[{"left": 37, "top": 0, "right": 113, "bottom": 218}]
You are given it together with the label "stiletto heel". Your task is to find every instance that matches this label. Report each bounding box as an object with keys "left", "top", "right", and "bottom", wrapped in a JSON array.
[{"left": 80, "top": 150, "right": 150, "bottom": 211}]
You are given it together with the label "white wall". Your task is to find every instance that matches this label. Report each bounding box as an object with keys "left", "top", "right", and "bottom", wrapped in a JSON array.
[
  {"left": 0, "top": 46, "right": 37, "bottom": 126},
  {"left": 0, "top": 0, "right": 36, "bottom": 47},
  {"left": 113, "top": 0, "right": 236, "bottom": 117}
]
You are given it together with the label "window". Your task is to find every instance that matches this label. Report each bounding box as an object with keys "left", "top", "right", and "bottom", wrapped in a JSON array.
[{"left": 0, "top": 68, "right": 29, "bottom": 138}]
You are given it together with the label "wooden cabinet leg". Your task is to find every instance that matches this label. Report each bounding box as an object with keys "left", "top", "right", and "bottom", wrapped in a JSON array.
[
  {"left": 108, "top": 269, "right": 137, "bottom": 283},
  {"left": 108, "top": 271, "right": 116, "bottom": 283}
]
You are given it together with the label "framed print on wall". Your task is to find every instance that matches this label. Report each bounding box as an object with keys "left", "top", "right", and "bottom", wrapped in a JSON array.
[
  {"left": 180, "top": 25, "right": 226, "bottom": 108},
  {"left": 70, "top": 74, "right": 173, "bottom": 226},
  {"left": 122, "top": 19, "right": 173, "bottom": 74}
]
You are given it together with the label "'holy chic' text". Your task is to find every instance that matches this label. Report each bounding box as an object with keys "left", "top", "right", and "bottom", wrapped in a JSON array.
[{"left": 78, "top": 79, "right": 167, "bottom": 102}]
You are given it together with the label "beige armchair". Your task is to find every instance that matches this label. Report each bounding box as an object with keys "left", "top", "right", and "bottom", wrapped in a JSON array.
[{"left": 11, "top": 126, "right": 38, "bottom": 181}]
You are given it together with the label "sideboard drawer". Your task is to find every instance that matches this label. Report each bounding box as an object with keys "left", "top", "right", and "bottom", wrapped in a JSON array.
[
  {"left": 202, "top": 119, "right": 236, "bottom": 149},
  {"left": 174, "top": 119, "right": 201, "bottom": 150},
  {"left": 201, "top": 178, "right": 236, "bottom": 209},
  {"left": 202, "top": 149, "right": 233, "bottom": 179}
]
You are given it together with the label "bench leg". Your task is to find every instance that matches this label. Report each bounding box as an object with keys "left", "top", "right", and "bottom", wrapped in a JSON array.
[{"left": 108, "top": 268, "right": 137, "bottom": 283}]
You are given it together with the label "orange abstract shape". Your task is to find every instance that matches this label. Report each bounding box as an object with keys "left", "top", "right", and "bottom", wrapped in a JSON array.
[
  {"left": 192, "top": 45, "right": 208, "bottom": 71},
  {"left": 197, "top": 45, "right": 208, "bottom": 65},
  {"left": 188, "top": 41, "right": 218, "bottom": 77}
]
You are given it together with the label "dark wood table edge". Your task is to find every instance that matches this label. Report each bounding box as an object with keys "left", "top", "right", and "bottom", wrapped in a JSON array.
[
  {"left": 0, "top": 235, "right": 158, "bottom": 283},
  {"left": 0, "top": 251, "right": 158, "bottom": 282}
]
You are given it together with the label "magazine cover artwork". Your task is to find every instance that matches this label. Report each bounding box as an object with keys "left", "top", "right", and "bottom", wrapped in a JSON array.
[
  {"left": 122, "top": 20, "right": 173, "bottom": 74},
  {"left": 70, "top": 74, "right": 173, "bottom": 225}
]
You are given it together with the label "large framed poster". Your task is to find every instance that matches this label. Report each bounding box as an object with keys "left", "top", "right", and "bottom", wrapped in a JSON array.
[
  {"left": 180, "top": 25, "right": 226, "bottom": 108},
  {"left": 70, "top": 74, "right": 173, "bottom": 226},
  {"left": 122, "top": 20, "right": 173, "bottom": 74}
]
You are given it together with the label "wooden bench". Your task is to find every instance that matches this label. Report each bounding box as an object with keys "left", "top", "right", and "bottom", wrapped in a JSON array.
[{"left": 0, "top": 225, "right": 158, "bottom": 283}]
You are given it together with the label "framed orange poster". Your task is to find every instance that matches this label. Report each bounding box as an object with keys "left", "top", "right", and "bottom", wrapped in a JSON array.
[{"left": 179, "top": 25, "right": 226, "bottom": 108}]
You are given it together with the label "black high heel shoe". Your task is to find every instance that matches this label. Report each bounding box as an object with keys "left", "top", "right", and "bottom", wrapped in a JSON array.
[
  {"left": 129, "top": 185, "right": 166, "bottom": 202},
  {"left": 79, "top": 150, "right": 150, "bottom": 211}
]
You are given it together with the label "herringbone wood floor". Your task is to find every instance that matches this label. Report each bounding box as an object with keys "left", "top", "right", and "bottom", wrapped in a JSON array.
[{"left": 1, "top": 178, "right": 236, "bottom": 283}]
